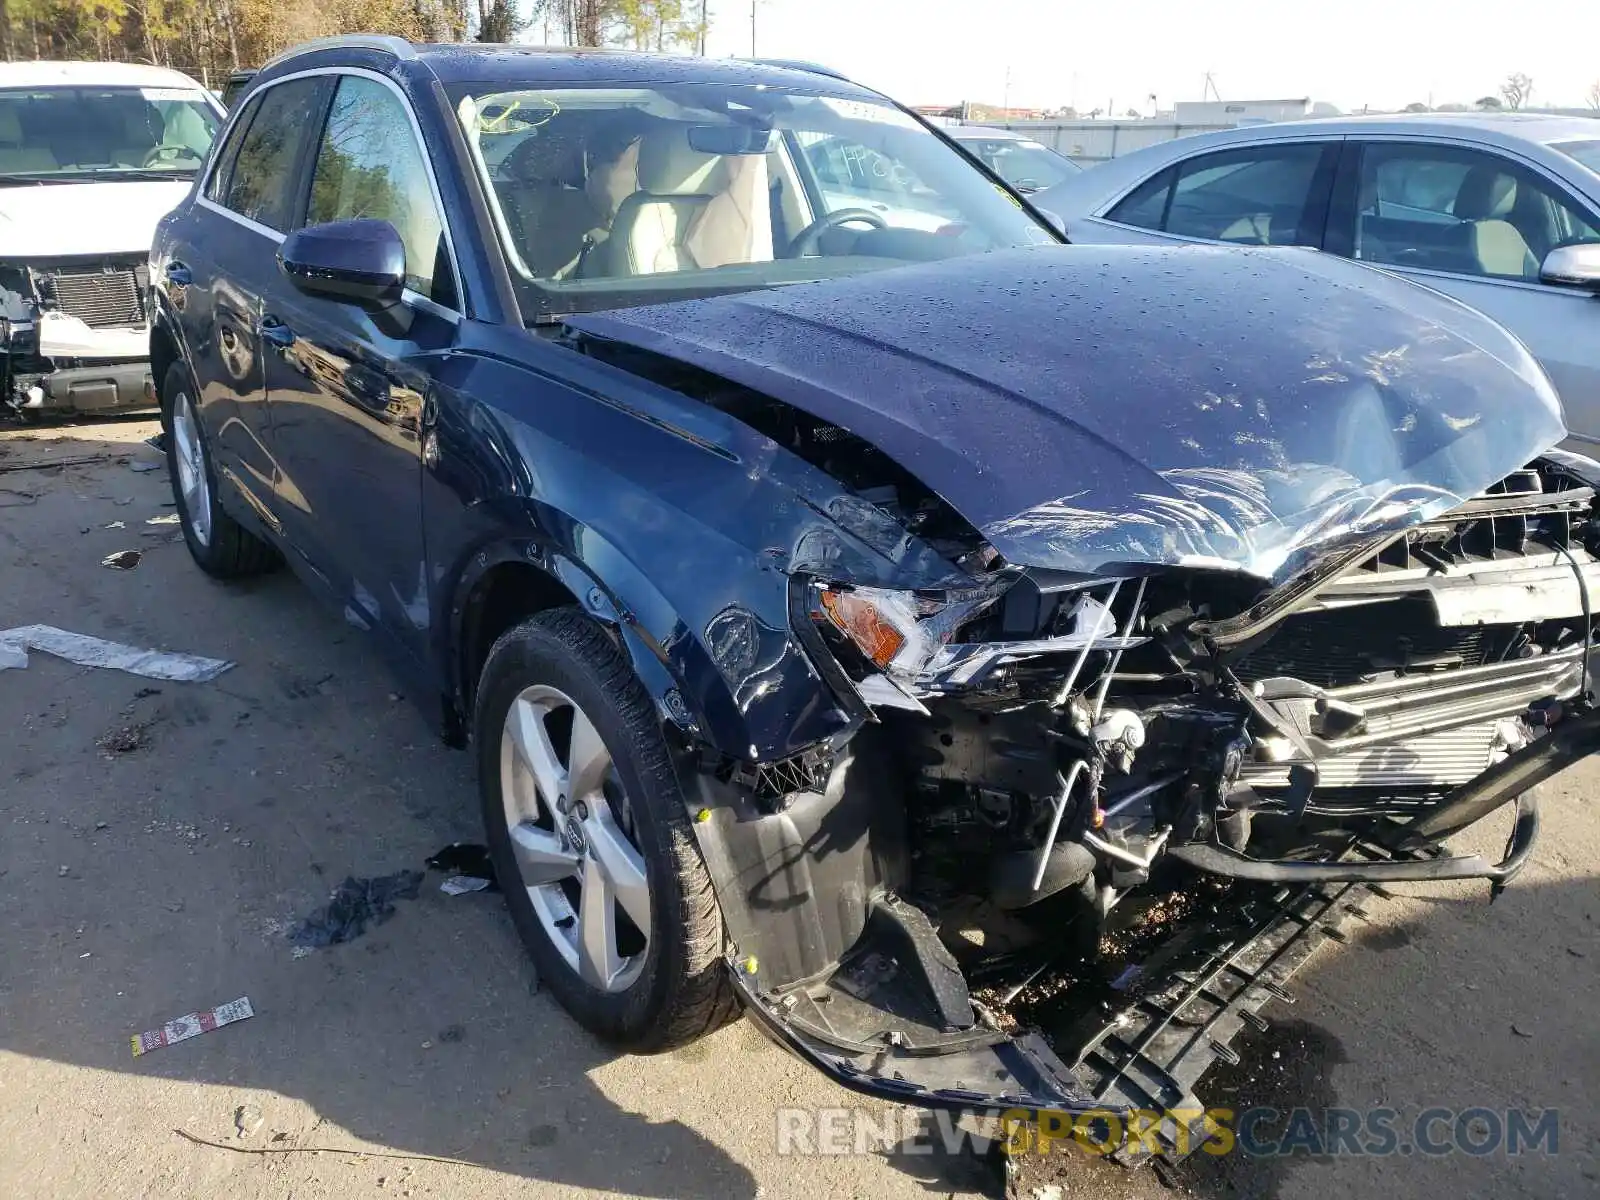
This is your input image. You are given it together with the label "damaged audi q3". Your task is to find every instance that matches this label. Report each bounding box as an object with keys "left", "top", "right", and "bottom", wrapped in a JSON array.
[{"left": 150, "top": 39, "right": 1600, "bottom": 1151}]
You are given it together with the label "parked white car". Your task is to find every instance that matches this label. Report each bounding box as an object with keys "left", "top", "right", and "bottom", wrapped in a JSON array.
[
  {"left": 1033, "top": 113, "right": 1600, "bottom": 451},
  {"left": 0, "top": 61, "right": 222, "bottom": 417}
]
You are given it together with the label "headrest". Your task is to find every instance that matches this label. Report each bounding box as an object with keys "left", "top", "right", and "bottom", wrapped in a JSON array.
[
  {"left": 0, "top": 107, "right": 23, "bottom": 144},
  {"left": 504, "top": 131, "right": 585, "bottom": 188},
  {"left": 1455, "top": 167, "right": 1517, "bottom": 220},
  {"left": 637, "top": 130, "right": 728, "bottom": 196},
  {"left": 587, "top": 137, "right": 639, "bottom": 219}
]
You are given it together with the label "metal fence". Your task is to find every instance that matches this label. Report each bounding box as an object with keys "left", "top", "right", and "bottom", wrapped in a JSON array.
[{"left": 984, "top": 120, "right": 1235, "bottom": 164}]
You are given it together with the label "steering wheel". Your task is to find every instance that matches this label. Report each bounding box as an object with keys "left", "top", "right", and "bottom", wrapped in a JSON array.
[
  {"left": 142, "top": 144, "right": 201, "bottom": 169},
  {"left": 785, "top": 207, "right": 888, "bottom": 257}
]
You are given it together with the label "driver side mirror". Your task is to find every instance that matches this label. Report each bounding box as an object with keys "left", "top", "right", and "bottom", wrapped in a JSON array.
[
  {"left": 1539, "top": 243, "right": 1600, "bottom": 292},
  {"left": 279, "top": 219, "right": 407, "bottom": 308}
]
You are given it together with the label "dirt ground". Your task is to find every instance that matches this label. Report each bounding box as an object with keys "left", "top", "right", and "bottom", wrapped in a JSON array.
[{"left": 0, "top": 415, "right": 1595, "bottom": 1200}]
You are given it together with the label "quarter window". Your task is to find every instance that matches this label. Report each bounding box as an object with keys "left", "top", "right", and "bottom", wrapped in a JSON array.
[
  {"left": 1353, "top": 143, "right": 1600, "bottom": 281},
  {"left": 1108, "top": 144, "right": 1328, "bottom": 246},
  {"left": 203, "top": 94, "right": 259, "bottom": 203},
  {"left": 221, "top": 78, "right": 327, "bottom": 232},
  {"left": 307, "top": 76, "right": 450, "bottom": 303}
]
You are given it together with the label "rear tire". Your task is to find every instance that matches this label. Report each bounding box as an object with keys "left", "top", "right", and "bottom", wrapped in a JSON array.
[
  {"left": 160, "top": 362, "right": 277, "bottom": 579},
  {"left": 475, "top": 608, "right": 737, "bottom": 1052}
]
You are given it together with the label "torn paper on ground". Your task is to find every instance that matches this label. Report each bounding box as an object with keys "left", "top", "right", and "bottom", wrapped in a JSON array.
[{"left": 0, "top": 624, "right": 234, "bottom": 682}]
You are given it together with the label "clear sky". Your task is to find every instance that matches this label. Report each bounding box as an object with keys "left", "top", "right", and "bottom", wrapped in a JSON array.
[{"left": 687, "top": 0, "right": 1600, "bottom": 114}]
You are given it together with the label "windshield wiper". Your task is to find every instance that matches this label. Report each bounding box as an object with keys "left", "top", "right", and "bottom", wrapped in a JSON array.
[
  {"left": 86, "top": 167, "right": 195, "bottom": 181},
  {"left": 0, "top": 175, "right": 80, "bottom": 187}
]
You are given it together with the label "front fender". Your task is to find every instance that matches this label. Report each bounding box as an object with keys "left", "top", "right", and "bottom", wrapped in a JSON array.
[{"left": 429, "top": 332, "right": 966, "bottom": 762}]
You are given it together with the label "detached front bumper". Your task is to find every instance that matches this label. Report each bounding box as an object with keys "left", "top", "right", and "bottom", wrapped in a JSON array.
[{"left": 4, "top": 310, "right": 153, "bottom": 415}]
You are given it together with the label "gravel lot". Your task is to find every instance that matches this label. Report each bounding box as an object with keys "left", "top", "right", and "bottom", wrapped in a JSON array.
[{"left": 1, "top": 416, "right": 1595, "bottom": 1200}]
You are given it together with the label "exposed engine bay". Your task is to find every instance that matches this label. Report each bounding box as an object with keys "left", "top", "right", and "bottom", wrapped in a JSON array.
[{"left": 673, "top": 382, "right": 1600, "bottom": 1148}]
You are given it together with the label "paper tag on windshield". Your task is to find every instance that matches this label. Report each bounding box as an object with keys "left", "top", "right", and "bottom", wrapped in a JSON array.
[
  {"left": 820, "top": 97, "right": 920, "bottom": 128},
  {"left": 141, "top": 87, "right": 198, "bottom": 103}
]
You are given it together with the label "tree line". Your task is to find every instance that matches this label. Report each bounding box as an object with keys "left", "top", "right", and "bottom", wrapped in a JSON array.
[{"left": 0, "top": 0, "right": 707, "bottom": 88}]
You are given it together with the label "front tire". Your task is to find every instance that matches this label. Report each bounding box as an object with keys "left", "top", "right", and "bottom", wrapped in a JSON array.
[
  {"left": 475, "top": 608, "right": 736, "bottom": 1051},
  {"left": 160, "top": 362, "right": 277, "bottom": 579}
]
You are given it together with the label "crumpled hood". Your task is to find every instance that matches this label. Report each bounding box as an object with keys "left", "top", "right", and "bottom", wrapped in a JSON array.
[
  {"left": 0, "top": 179, "right": 191, "bottom": 258},
  {"left": 570, "top": 244, "right": 1566, "bottom": 582}
]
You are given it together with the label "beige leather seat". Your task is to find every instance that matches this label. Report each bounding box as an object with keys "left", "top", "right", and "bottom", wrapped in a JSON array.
[
  {"left": 0, "top": 107, "right": 55, "bottom": 173},
  {"left": 496, "top": 132, "right": 607, "bottom": 279},
  {"left": 1453, "top": 167, "right": 1538, "bottom": 278},
  {"left": 602, "top": 129, "right": 772, "bottom": 276},
  {"left": 1218, "top": 213, "right": 1271, "bottom": 244}
]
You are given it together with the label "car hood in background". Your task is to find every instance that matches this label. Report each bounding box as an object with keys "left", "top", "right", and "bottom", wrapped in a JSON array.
[
  {"left": 569, "top": 245, "right": 1566, "bottom": 583},
  {"left": 0, "top": 179, "right": 192, "bottom": 258}
]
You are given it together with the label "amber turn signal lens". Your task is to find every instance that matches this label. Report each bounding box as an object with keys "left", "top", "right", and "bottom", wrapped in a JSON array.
[{"left": 819, "top": 589, "right": 906, "bottom": 668}]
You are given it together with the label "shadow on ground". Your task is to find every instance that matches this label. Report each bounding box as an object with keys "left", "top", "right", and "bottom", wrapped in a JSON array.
[{"left": 1, "top": 422, "right": 774, "bottom": 1197}]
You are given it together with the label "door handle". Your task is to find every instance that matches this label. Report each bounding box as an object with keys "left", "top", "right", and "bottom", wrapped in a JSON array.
[
  {"left": 258, "top": 315, "right": 295, "bottom": 348},
  {"left": 165, "top": 261, "right": 192, "bottom": 287}
]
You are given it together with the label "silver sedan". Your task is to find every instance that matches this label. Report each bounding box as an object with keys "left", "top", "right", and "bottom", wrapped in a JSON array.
[{"left": 1034, "top": 114, "right": 1600, "bottom": 450}]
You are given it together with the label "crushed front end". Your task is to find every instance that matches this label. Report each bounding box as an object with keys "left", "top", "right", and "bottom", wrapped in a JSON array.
[
  {"left": 565, "top": 244, "right": 1599, "bottom": 1147},
  {"left": 685, "top": 454, "right": 1600, "bottom": 1138},
  {"left": 1, "top": 255, "right": 155, "bottom": 417}
]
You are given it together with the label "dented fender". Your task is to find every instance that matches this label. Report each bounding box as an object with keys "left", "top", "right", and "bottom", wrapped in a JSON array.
[{"left": 423, "top": 327, "right": 972, "bottom": 761}]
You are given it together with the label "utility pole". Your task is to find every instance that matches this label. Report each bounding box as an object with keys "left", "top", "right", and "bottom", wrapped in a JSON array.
[
  {"left": 751, "top": 0, "right": 756, "bottom": 56},
  {"left": 1002, "top": 66, "right": 1011, "bottom": 116},
  {"left": 699, "top": 0, "right": 708, "bottom": 55}
]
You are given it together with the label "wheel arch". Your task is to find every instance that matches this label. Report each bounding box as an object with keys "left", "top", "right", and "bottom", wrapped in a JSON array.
[{"left": 446, "top": 537, "right": 709, "bottom": 753}]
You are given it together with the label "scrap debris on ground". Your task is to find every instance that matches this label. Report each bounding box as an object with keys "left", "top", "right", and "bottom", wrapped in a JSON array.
[
  {"left": 130, "top": 996, "right": 255, "bottom": 1057},
  {"left": 0, "top": 624, "right": 234, "bottom": 681},
  {"left": 287, "top": 871, "right": 425, "bottom": 950}
]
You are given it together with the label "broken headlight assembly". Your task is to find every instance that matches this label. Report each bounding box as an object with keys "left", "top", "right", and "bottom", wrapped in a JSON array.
[{"left": 799, "top": 573, "right": 1151, "bottom": 700}]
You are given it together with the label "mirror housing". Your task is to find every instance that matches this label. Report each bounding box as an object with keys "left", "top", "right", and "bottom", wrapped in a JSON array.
[
  {"left": 279, "top": 219, "right": 407, "bottom": 308},
  {"left": 1035, "top": 207, "right": 1068, "bottom": 238},
  {"left": 686, "top": 124, "right": 776, "bottom": 155},
  {"left": 1539, "top": 243, "right": 1600, "bottom": 292}
]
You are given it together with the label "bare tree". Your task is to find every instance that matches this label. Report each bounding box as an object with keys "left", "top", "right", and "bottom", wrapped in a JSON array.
[
  {"left": 1500, "top": 72, "right": 1533, "bottom": 110},
  {"left": 1588, "top": 80, "right": 1600, "bottom": 111}
]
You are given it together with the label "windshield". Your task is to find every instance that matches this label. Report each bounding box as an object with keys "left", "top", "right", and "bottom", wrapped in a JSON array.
[
  {"left": 451, "top": 83, "right": 1056, "bottom": 320},
  {"left": 0, "top": 85, "right": 218, "bottom": 181},
  {"left": 955, "top": 136, "right": 1081, "bottom": 192},
  {"left": 1555, "top": 139, "right": 1600, "bottom": 177}
]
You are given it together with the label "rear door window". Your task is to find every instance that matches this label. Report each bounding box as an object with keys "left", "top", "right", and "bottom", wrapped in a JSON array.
[
  {"left": 221, "top": 78, "right": 329, "bottom": 233},
  {"left": 1108, "top": 143, "right": 1332, "bottom": 245}
]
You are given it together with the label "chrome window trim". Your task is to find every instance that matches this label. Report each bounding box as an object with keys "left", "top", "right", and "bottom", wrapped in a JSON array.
[
  {"left": 195, "top": 194, "right": 286, "bottom": 244},
  {"left": 195, "top": 65, "right": 465, "bottom": 315}
]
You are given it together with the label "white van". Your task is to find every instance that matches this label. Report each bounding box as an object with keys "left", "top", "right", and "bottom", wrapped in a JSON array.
[{"left": 0, "top": 62, "right": 222, "bottom": 417}]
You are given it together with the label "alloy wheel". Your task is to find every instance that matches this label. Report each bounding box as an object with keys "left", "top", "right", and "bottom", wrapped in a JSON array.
[
  {"left": 499, "top": 684, "right": 651, "bottom": 992},
  {"left": 171, "top": 388, "right": 212, "bottom": 547}
]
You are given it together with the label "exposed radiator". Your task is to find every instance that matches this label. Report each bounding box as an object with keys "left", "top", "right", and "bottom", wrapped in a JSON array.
[
  {"left": 39, "top": 265, "right": 146, "bottom": 329},
  {"left": 1243, "top": 720, "right": 1510, "bottom": 789}
]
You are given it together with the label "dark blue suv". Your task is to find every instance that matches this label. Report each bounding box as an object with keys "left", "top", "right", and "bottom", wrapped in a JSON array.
[{"left": 152, "top": 35, "right": 1586, "bottom": 1131}]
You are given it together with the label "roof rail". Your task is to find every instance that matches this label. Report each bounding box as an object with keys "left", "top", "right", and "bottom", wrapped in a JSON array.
[
  {"left": 261, "top": 34, "right": 416, "bottom": 71},
  {"left": 739, "top": 57, "right": 854, "bottom": 83}
]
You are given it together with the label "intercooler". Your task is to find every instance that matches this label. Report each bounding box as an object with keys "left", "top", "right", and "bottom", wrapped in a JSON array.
[
  {"left": 1244, "top": 649, "right": 1582, "bottom": 789},
  {"left": 1243, "top": 719, "right": 1511, "bottom": 789}
]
